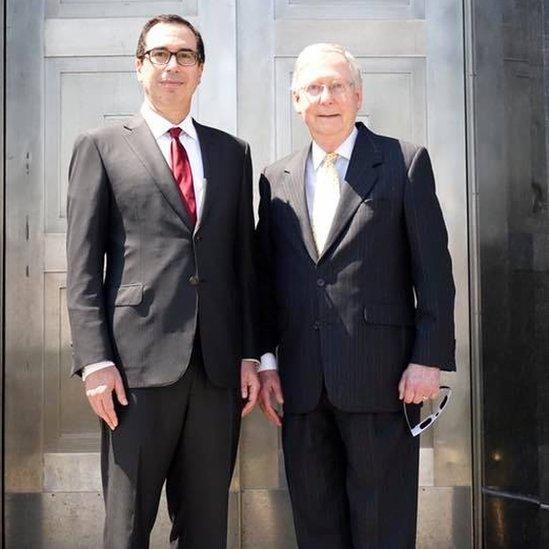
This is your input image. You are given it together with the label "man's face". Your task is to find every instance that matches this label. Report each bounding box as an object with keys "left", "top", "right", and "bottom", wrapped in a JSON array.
[
  {"left": 136, "top": 23, "right": 203, "bottom": 111},
  {"left": 292, "top": 52, "right": 362, "bottom": 146}
]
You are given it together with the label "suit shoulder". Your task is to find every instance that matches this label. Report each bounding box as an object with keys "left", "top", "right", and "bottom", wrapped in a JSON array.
[
  {"left": 367, "top": 130, "right": 424, "bottom": 171},
  {"left": 365, "top": 129, "right": 420, "bottom": 158},
  {"left": 78, "top": 122, "right": 126, "bottom": 143},
  {"left": 72, "top": 124, "right": 127, "bottom": 157},
  {"left": 194, "top": 122, "right": 249, "bottom": 153},
  {"left": 397, "top": 139, "right": 424, "bottom": 170},
  {"left": 263, "top": 150, "right": 302, "bottom": 181}
]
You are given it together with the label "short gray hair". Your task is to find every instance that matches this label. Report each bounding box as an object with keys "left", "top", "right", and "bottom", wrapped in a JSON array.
[{"left": 291, "top": 43, "right": 362, "bottom": 92}]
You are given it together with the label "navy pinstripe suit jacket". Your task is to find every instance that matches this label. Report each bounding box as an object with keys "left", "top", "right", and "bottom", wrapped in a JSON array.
[{"left": 256, "top": 122, "right": 455, "bottom": 413}]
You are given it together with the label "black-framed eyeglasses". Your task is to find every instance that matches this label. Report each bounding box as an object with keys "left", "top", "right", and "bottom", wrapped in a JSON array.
[
  {"left": 144, "top": 48, "right": 200, "bottom": 67},
  {"left": 403, "top": 386, "right": 452, "bottom": 437}
]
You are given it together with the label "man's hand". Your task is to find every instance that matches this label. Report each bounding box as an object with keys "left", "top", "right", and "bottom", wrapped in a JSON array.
[
  {"left": 241, "top": 360, "right": 261, "bottom": 417},
  {"left": 398, "top": 363, "right": 441, "bottom": 404},
  {"left": 258, "top": 370, "right": 284, "bottom": 427},
  {"left": 85, "top": 365, "right": 128, "bottom": 430}
]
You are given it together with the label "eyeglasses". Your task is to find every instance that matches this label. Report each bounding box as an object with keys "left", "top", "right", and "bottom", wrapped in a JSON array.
[
  {"left": 403, "top": 386, "right": 452, "bottom": 437},
  {"left": 144, "top": 48, "right": 200, "bottom": 67},
  {"left": 301, "top": 81, "right": 355, "bottom": 101}
]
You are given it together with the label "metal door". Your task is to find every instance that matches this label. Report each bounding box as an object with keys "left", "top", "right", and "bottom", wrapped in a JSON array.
[{"left": 4, "top": 1, "right": 472, "bottom": 547}]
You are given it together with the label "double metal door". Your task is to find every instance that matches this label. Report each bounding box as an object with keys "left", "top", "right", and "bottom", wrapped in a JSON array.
[{"left": 5, "top": 1, "right": 471, "bottom": 546}]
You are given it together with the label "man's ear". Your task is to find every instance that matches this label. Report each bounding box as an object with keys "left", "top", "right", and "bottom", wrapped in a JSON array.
[
  {"left": 197, "top": 63, "right": 205, "bottom": 85},
  {"left": 355, "top": 85, "right": 363, "bottom": 111},
  {"left": 292, "top": 91, "right": 302, "bottom": 114},
  {"left": 135, "top": 57, "right": 143, "bottom": 82}
]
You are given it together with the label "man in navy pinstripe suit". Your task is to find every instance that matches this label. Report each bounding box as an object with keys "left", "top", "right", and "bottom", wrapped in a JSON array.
[{"left": 255, "top": 43, "right": 455, "bottom": 548}]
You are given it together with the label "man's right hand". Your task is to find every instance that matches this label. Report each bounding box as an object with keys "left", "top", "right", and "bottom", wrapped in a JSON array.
[
  {"left": 258, "top": 370, "right": 284, "bottom": 427},
  {"left": 85, "top": 365, "right": 128, "bottom": 430}
]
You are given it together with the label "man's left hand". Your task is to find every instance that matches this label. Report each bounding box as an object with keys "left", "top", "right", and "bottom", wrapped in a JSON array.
[
  {"left": 241, "top": 360, "right": 260, "bottom": 417},
  {"left": 398, "top": 363, "right": 441, "bottom": 404}
]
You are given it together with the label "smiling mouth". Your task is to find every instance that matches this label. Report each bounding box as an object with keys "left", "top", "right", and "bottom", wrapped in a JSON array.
[{"left": 318, "top": 114, "right": 340, "bottom": 118}]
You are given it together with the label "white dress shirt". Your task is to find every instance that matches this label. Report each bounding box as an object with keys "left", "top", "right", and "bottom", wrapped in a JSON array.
[{"left": 258, "top": 127, "right": 358, "bottom": 373}]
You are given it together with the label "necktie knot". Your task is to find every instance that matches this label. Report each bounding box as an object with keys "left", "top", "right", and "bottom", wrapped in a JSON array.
[
  {"left": 169, "top": 127, "right": 182, "bottom": 139},
  {"left": 323, "top": 152, "right": 338, "bottom": 168}
]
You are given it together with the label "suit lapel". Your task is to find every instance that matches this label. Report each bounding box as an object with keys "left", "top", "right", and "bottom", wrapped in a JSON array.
[
  {"left": 122, "top": 115, "right": 194, "bottom": 232},
  {"left": 282, "top": 146, "right": 319, "bottom": 263},
  {"left": 318, "top": 123, "right": 383, "bottom": 261}
]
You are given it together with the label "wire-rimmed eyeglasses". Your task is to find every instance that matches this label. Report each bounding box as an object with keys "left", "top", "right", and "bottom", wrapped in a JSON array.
[{"left": 301, "top": 81, "right": 355, "bottom": 102}]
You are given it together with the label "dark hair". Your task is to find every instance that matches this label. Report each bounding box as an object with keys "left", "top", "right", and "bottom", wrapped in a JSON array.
[{"left": 136, "top": 14, "right": 205, "bottom": 64}]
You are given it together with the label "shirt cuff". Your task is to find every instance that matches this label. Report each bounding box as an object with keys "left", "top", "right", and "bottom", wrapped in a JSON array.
[
  {"left": 82, "top": 361, "right": 115, "bottom": 381},
  {"left": 257, "top": 352, "right": 278, "bottom": 372}
]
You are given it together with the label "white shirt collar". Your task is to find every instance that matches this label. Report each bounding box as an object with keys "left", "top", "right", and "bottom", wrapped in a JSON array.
[
  {"left": 140, "top": 101, "right": 198, "bottom": 141},
  {"left": 311, "top": 126, "right": 358, "bottom": 170}
]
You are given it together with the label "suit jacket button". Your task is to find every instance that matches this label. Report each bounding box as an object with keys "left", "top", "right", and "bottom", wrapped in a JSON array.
[
  {"left": 189, "top": 275, "right": 200, "bottom": 286},
  {"left": 313, "top": 320, "right": 321, "bottom": 330},
  {"left": 316, "top": 278, "right": 325, "bottom": 287}
]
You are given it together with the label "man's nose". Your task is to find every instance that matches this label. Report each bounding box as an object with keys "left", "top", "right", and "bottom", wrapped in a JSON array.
[
  {"left": 319, "top": 85, "right": 334, "bottom": 103},
  {"left": 166, "top": 54, "right": 180, "bottom": 70}
]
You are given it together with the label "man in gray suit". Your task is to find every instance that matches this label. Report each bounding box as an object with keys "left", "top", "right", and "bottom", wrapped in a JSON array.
[
  {"left": 67, "top": 14, "right": 259, "bottom": 548},
  {"left": 256, "top": 43, "right": 455, "bottom": 548}
]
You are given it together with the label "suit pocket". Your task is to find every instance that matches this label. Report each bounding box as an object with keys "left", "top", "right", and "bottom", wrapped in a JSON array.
[
  {"left": 363, "top": 303, "right": 414, "bottom": 326},
  {"left": 111, "top": 283, "right": 144, "bottom": 306}
]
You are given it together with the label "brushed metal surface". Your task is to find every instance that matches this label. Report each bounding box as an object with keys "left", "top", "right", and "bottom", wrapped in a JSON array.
[
  {"left": 43, "top": 448, "right": 240, "bottom": 494},
  {"left": 241, "top": 489, "right": 297, "bottom": 549},
  {"left": 46, "top": 0, "right": 196, "bottom": 19},
  {"left": 0, "top": 0, "right": 4, "bottom": 536},
  {"left": 417, "top": 486, "right": 472, "bottom": 548},
  {"left": 43, "top": 453, "right": 102, "bottom": 492},
  {"left": 45, "top": 18, "right": 160, "bottom": 57},
  {"left": 43, "top": 274, "right": 101, "bottom": 453},
  {"left": 5, "top": 0, "right": 45, "bottom": 493},
  {"left": 44, "top": 56, "right": 142, "bottom": 233},
  {"left": 5, "top": 487, "right": 472, "bottom": 548},
  {"left": 5, "top": 490, "right": 240, "bottom": 548},
  {"left": 274, "top": 20, "right": 426, "bottom": 56},
  {"left": 462, "top": 0, "right": 484, "bottom": 542},
  {"left": 40, "top": 445, "right": 435, "bottom": 495},
  {"left": 196, "top": 0, "right": 237, "bottom": 133},
  {"left": 274, "top": 0, "right": 425, "bottom": 20},
  {"left": 240, "top": 408, "right": 283, "bottom": 489},
  {"left": 427, "top": 0, "right": 472, "bottom": 489}
]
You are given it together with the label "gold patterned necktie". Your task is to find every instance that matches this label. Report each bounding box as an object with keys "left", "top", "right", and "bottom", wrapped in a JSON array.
[{"left": 311, "top": 152, "right": 340, "bottom": 253}]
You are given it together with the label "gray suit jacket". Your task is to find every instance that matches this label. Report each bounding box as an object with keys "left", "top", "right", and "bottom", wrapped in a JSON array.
[
  {"left": 67, "top": 115, "right": 258, "bottom": 388},
  {"left": 256, "top": 123, "right": 455, "bottom": 413}
]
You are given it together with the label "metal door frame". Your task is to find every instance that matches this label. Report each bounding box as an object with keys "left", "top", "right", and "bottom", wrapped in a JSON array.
[
  {"left": 1, "top": 0, "right": 5, "bottom": 543},
  {"left": 463, "top": 0, "right": 483, "bottom": 543}
]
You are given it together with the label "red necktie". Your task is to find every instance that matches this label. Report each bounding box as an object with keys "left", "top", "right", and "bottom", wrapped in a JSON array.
[{"left": 169, "top": 127, "right": 197, "bottom": 225}]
